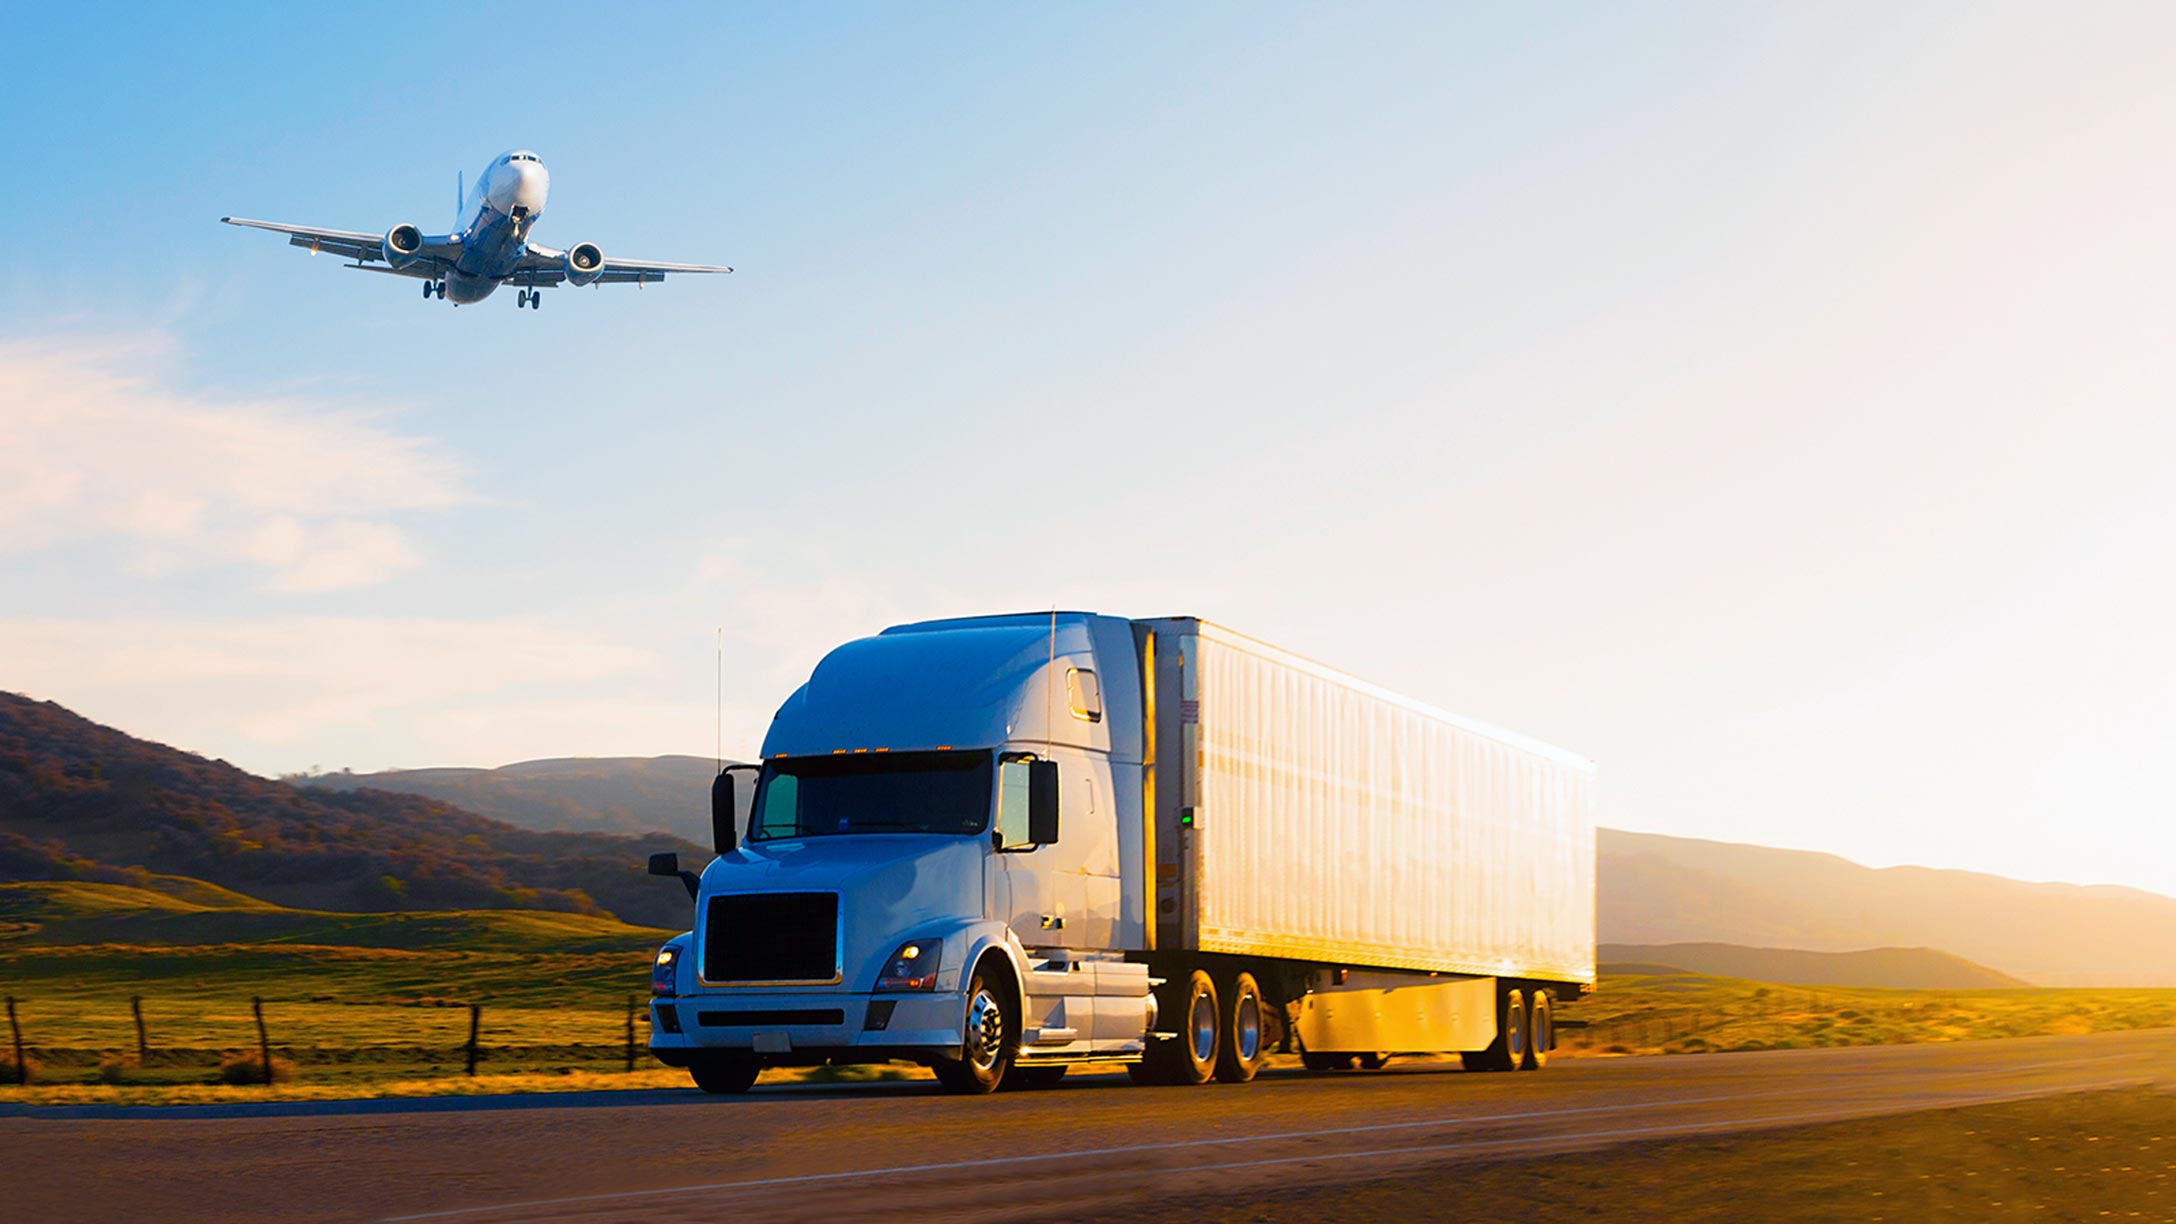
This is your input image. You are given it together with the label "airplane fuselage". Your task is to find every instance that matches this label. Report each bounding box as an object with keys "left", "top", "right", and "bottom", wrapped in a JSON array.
[{"left": 440, "top": 151, "right": 551, "bottom": 303}]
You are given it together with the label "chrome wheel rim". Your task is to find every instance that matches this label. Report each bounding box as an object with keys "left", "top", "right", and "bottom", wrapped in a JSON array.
[
  {"left": 965, "top": 989, "right": 1005, "bottom": 1073},
  {"left": 1235, "top": 992, "right": 1261, "bottom": 1062},
  {"left": 1190, "top": 992, "right": 1217, "bottom": 1064},
  {"left": 1533, "top": 1001, "right": 1551, "bottom": 1053},
  {"left": 1506, "top": 998, "right": 1525, "bottom": 1058}
]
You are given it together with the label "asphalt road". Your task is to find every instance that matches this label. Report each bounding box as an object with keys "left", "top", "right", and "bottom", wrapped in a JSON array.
[{"left": 4, "top": 1029, "right": 2169, "bottom": 1224}]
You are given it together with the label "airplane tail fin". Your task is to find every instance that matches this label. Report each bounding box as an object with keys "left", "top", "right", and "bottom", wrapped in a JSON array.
[{"left": 456, "top": 171, "right": 464, "bottom": 220}]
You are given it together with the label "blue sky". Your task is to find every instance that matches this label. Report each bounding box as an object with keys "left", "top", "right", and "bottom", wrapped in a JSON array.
[{"left": 4, "top": 4, "right": 2174, "bottom": 894}]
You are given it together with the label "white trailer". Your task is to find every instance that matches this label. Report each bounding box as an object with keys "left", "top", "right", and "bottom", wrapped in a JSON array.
[
  {"left": 646, "top": 612, "right": 1596, "bottom": 1093},
  {"left": 1144, "top": 619, "right": 1595, "bottom": 1076}
]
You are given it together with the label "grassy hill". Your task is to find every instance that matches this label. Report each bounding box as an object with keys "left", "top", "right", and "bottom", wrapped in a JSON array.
[
  {"left": 0, "top": 692, "right": 706, "bottom": 929},
  {"left": 0, "top": 880, "right": 671, "bottom": 952},
  {"left": 1599, "top": 941, "right": 2026, "bottom": 989},
  {"left": 1600, "top": 829, "right": 2176, "bottom": 987},
  {"left": 295, "top": 755, "right": 735, "bottom": 847}
]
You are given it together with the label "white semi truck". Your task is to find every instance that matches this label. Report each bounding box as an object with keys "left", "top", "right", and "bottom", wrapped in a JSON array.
[{"left": 646, "top": 613, "right": 1595, "bottom": 1094}]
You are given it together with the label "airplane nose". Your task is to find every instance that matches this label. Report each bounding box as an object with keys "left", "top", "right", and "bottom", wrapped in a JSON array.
[{"left": 513, "top": 161, "right": 548, "bottom": 211}]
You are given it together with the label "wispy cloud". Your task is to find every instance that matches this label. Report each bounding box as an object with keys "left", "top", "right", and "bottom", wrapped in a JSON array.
[
  {"left": 0, "top": 618, "right": 671, "bottom": 770},
  {"left": 0, "top": 335, "right": 468, "bottom": 592}
]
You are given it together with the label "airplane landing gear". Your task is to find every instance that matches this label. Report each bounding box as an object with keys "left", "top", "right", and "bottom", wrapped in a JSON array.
[
  {"left": 517, "top": 289, "right": 529, "bottom": 308},
  {"left": 517, "top": 289, "right": 540, "bottom": 309},
  {"left": 423, "top": 280, "right": 447, "bottom": 300}
]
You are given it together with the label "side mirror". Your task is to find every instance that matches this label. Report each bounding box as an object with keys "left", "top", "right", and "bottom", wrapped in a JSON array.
[
  {"left": 648, "top": 851, "right": 700, "bottom": 901},
  {"left": 1028, "top": 759, "right": 1060, "bottom": 846},
  {"left": 718, "top": 766, "right": 761, "bottom": 853}
]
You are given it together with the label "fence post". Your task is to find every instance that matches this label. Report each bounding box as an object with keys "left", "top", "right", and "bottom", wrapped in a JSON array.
[
  {"left": 466, "top": 1004, "right": 482, "bottom": 1077},
  {"left": 252, "top": 997, "right": 273, "bottom": 1085},
  {"left": 132, "top": 995, "right": 149, "bottom": 1059},
  {"left": 6, "top": 996, "right": 24, "bottom": 1085},
  {"left": 624, "top": 996, "right": 637, "bottom": 1073}
]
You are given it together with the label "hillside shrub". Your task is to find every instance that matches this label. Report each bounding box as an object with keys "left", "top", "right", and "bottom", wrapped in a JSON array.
[
  {"left": 0, "top": 1053, "right": 40, "bottom": 1084},
  {"left": 216, "top": 1052, "right": 295, "bottom": 1085}
]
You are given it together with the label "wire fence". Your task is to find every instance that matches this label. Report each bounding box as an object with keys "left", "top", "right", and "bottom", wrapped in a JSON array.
[{"left": 2, "top": 993, "right": 655, "bottom": 1086}]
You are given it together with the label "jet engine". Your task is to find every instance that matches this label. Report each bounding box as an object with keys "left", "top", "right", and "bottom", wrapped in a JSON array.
[
  {"left": 381, "top": 224, "right": 426, "bottom": 270},
  {"left": 565, "top": 242, "right": 606, "bottom": 287}
]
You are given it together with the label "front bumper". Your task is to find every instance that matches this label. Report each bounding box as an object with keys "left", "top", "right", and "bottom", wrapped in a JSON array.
[{"left": 649, "top": 989, "right": 966, "bottom": 1065}]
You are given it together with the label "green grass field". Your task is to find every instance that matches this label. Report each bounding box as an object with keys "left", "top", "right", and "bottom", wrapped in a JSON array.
[
  {"left": 1556, "top": 970, "right": 2176, "bottom": 1057},
  {"left": 0, "top": 880, "right": 672, "bottom": 1098},
  {"left": 4, "top": 881, "right": 2174, "bottom": 1104}
]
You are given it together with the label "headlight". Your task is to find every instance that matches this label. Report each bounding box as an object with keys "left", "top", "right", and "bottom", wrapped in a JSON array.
[
  {"left": 652, "top": 944, "right": 681, "bottom": 996},
  {"left": 875, "top": 939, "right": 943, "bottom": 991}
]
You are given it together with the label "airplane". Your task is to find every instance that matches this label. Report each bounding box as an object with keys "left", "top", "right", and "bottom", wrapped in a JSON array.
[{"left": 221, "top": 149, "right": 732, "bottom": 309}]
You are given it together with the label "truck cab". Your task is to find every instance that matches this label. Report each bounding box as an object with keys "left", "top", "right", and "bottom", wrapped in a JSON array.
[{"left": 648, "top": 613, "right": 1158, "bottom": 1093}]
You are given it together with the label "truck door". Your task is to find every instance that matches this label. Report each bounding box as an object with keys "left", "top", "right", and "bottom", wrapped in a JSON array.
[{"left": 994, "top": 754, "right": 1073, "bottom": 949}]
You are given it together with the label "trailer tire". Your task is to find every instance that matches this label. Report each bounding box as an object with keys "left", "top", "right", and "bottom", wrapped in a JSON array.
[
  {"left": 1522, "top": 990, "right": 1552, "bottom": 1070},
  {"left": 1138, "top": 969, "right": 1219, "bottom": 1085},
  {"left": 1214, "top": 972, "right": 1269, "bottom": 1083},
  {"left": 1461, "top": 986, "right": 1526, "bottom": 1072},
  {"left": 688, "top": 1052, "right": 760, "bottom": 1094},
  {"left": 932, "top": 968, "right": 1017, "bottom": 1094}
]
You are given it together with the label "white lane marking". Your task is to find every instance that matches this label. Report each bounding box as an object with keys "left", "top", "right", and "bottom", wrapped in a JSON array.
[{"left": 381, "top": 1063, "right": 2143, "bottom": 1222}]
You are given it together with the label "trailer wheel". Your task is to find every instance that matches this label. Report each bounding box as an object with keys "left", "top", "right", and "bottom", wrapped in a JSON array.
[
  {"left": 1137, "top": 968, "right": 1219, "bottom": 1085},
  {"left": 1357, "top": 1052, "right": 1389, "bottom": 1070},
  {"left": 1461, "top": 986, "right": 1526, "bottom": 1072},
  {"left": 1522, "top": 991, "right": 1552, "bottom": 1070},
  {"left": 933, "top": 968, "right": 1016, "bottom": 1094},
  {"left": 1214, "top": 972, "right": 1269, "bottom": 1083},
  {"left": 688, "top": 1052, "right": 760, "bottom": 1094}
]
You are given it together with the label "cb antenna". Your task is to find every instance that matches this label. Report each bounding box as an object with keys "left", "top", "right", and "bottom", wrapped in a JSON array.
[
  {"left": 715, "top": 626, "right": 723, "bottom": 772},
  {"left": 1045, "top": 606, "right": 1057, "bottom": 754}
]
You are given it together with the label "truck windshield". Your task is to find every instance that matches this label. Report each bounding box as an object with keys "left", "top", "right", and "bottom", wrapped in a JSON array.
[{"left": 748, "top": 751, "right": 992, "bottom": 841}]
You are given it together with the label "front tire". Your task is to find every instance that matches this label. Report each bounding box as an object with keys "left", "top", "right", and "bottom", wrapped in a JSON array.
[
  {"left": 688, "top": 1052, "right": 760, "bottom": 1094},
  {"left": 932, "top": 970, "right": 1016, "bottom": 1094}
]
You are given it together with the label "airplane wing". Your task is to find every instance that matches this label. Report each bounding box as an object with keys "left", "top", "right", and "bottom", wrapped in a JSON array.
[
  {"left": 220, "top": 217, "right": 458, "bottom": 271},
  {"left": 511, "top": 245, "right": 734, "bottom": 288}
]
